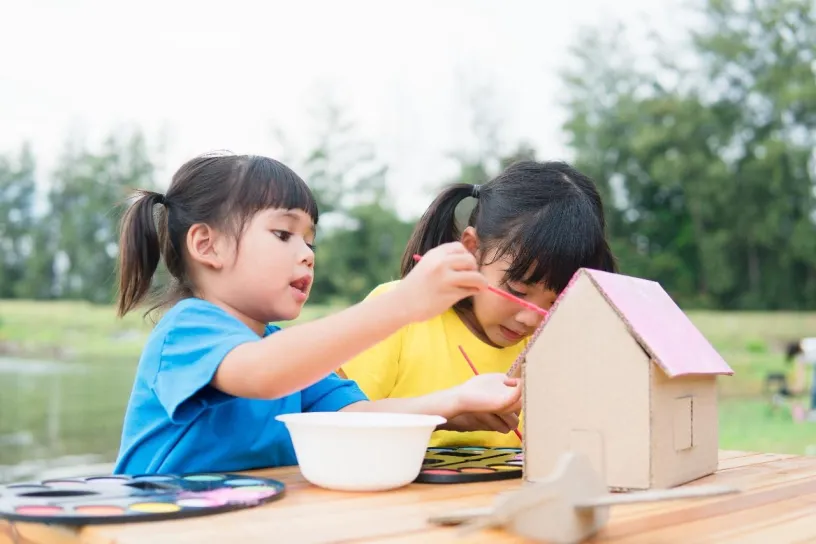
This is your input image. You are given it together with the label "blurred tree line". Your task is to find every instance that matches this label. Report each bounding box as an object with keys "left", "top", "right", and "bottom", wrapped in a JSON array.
[
  {"left": 563, "top": 0, "right": 816, "bottom": 309},
  {"left": 0, "top": 0, "right": 814, "bottom": 310}
]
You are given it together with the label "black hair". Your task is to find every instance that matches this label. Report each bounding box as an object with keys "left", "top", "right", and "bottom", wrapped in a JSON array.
[
  {"left": 402, "top": 160, "right": 617, "bottom": 296},
  {"left": 785, "top": 340, "right": 803, "bottom": 363},
  {"left": 116, "top": 151, "right": 318, "bottom": 317}
]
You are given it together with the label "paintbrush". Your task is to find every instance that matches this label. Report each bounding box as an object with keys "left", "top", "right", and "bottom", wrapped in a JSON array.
[
  {"left": 458, "top": 345, "right": 523, "bottom": 442},
  {"left": 412, "top": 254, "right": 548, "bottom": 317}
]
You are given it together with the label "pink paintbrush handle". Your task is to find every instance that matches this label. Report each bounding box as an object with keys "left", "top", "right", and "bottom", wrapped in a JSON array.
[
  {"left": 487, "top": 286, "right": 548, "bottom": 317},
  {"left": 412, "top": 254, "right": 548, "bottom": 317}
]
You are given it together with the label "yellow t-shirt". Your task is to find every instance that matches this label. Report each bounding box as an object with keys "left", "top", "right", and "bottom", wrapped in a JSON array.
[{"left": 340, "top": 281, "right": 527, "bottom": 448}]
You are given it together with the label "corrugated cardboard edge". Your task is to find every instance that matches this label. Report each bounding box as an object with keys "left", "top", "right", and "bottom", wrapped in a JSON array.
[
  {"left": 582, "top": 270, "right": 734, "bottom": 379},
  {"left": 517, "top": 267, "right": 726, "bottom": 489},
  {"left": 518, "top": 270, "right": 585, "bottom": 483},
  {"left": 648, "top": 360, "right": 654, "bottom": 488},
  {"left": 522, "top": 356, "right": 530, "bottom": 481},
  {"left": 506, "top": 270, "right": 584, "bottom": 379}
]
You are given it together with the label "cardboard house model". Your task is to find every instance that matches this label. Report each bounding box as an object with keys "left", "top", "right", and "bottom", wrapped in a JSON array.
[{"left": 516, "top": 268, "right": 734, "bottom": 491}]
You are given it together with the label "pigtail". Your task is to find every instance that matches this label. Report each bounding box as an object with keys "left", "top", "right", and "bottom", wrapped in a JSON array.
[
  {"left": 116, "top": 190, "right": 166, "bottom": 317},
  {"left": 400, "top": 183, "right": 475, "bottom": 277}
]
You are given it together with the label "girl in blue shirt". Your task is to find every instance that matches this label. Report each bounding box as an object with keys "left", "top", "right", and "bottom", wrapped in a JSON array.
[{"left": 113, "top": 151, "right": 522, "bottom": 475}]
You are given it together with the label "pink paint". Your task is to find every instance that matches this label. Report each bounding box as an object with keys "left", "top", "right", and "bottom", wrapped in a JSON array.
[
  {"left": 584, "top": 269, "right": 734, "bottom": 377},
  {"left": 15, "top": 505, "right": 63, "bottom": 515},
  {"left": 507, "top": 268, "right": 734, "bottom": 379}
]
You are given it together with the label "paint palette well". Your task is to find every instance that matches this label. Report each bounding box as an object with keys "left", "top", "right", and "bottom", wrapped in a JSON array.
[
  {"left": 415, "top": 447, "right": 523, "bottom": 484},
  {"left": 0, "top": 473, "right": 285, "bottom": 525}
]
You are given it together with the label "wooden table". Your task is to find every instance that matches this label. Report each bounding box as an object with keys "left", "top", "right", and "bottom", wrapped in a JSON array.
[{"left": 4, "top": 450, "right": 816, "bottom": 543}]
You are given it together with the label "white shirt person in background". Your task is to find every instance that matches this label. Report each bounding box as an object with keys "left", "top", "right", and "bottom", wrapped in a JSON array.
[{"left": 786, "top": 338, "right": 816, "bottom": 420}]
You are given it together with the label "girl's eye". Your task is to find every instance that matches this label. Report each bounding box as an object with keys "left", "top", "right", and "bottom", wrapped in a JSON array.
[
  {"left": 272, "top": 230, "right": 292, "bottom": 242},
  {"left": 273, "top": 230, "right": 316, "bottom": 252},
  {"left": 506, "top": 285, "right": 527, "bottom": 297}
]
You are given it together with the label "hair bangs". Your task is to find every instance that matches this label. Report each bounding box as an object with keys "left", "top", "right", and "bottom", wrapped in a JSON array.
[
  {"left": 229, "top": 155, "right": 319, "bottom": 228},
  {"left": 488, "top": 198, "right": 607, "bottom": 293}
]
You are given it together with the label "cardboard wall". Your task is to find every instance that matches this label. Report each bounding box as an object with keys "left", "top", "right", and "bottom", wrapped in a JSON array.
[
  {"left": 649, "top": 369, "right": 719, "bottom": 487},
  {"left": 523, "top": 272, "right": 652, "bottom": 490}
]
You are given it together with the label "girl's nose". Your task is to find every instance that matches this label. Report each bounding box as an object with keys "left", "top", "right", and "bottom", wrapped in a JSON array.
[
  {"left": 300, "top": 242, "right": 315, "bottom": 268},
  {"left": 515, "top": 308, "right": 543, "bottom": 329}
]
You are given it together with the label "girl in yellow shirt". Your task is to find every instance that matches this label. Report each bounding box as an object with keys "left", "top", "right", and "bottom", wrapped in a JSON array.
[{"left": 340, "top": 160, "right": 617, "bottom": 448}]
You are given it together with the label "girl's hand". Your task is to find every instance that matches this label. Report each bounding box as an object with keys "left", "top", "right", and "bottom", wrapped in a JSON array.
[
  {"left": 454, "top": 374, "right": 522, "bottom": 415},
  {"left": 396, "top": 242, "right": 487, "bottom": 323},
  {"left": 443, "top": 411, "right": 520, "bottom": 434}
]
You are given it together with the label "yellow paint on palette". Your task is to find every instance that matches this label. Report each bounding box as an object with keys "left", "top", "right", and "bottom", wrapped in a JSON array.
[{"left": 129, "top": 502, "right": 181, "bottom": 513}]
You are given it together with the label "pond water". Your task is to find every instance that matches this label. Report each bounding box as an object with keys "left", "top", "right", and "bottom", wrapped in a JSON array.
[{"left": 0, "top": 357, "right": 136, "bottom": 483}]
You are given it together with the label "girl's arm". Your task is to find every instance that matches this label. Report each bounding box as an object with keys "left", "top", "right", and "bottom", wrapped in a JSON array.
[
  {"left": 211, "top": 244, "right": 486, "bottom": 400},
  {"left": 339, "top": 283, "right": 404, "bottom": 400},
  {"left": 340, "top": 374, "right": 522, "bottom": 434}
]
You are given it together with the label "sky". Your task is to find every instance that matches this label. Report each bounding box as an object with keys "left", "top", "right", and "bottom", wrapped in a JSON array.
[{"left": 1, "top": 0, "right": 689, "bottom": 218}]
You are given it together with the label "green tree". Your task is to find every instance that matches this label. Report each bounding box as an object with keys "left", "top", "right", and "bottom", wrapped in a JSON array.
[
  {"left": 561, "top": 0, "right": 816, "bottom": 309},
  {"left": 47, "top": 129, "right": 157, "bottom": 304},
  {"left": 292, "top": 102, "right": 413, "bottom": 304},
  {"left": 0, "top": 144, "right": 38, "bottom": 298},
  {"left": 692, "top": 0, "right": 816, "bottom": 308}
]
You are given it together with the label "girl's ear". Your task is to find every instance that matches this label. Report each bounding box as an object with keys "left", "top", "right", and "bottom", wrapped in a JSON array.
[
  {"left": 186, "top": 223, "right": 224, "bottom": 270},
  {"left": 460, "top": 226, "right": 480, "bottom": 256}
]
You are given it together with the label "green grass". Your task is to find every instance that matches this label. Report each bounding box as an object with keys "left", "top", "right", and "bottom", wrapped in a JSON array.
[
  {"left": 719, "top": 398, "right": 816, "bottom": 454},
  {"left": 2, "top": 300, "right": 816, "bottom": 455},
  {"left": 686, "top": 311, "right": 816, "bottom": 398},
  {"left": 0, "top": 299, "right": 336, "bottom": 363}
]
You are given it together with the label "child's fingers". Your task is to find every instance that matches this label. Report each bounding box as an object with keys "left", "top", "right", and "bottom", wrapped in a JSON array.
[
  {"left": 481, "top": 413, "right": 513, "bottom": 434},
  {"left": 448, "top": 270, "right": 488, "bottom": 290},
  {"left": 498, "top": 387, "right": 523, "bottom": 413},
  {"left": 501, "top": 399, "right": 523, "bottom": 415},
  {"left": 437, "top": 241, "right": 472, "bottom": 256},
  {"left": 443, "top": 253, "right": 481, "bottom": 272},
  {"left": 460, "top": 412, "right": 513, "bottom": 433},
  {"left": 497, "top": 412, "right": 519, "bottom": 430}
]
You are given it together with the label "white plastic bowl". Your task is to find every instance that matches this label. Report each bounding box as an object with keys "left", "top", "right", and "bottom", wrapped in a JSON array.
[{"left": 276, "top": 411, "right": 445, "bottom": 492}]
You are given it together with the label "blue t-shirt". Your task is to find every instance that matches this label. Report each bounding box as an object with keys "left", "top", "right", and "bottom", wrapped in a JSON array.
[{"left": 113, "top": 298, "right": 367, "bottom": 475}]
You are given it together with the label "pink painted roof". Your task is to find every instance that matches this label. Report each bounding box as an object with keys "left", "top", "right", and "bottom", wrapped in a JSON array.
[{"left": 584, "top": 269, "right": 733, "bottom": 378}]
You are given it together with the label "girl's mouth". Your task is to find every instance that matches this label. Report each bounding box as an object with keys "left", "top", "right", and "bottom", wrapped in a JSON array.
[
  {"left": 289, "top": 275, "right": 312, "bottom": 302},
  {"left": 499, "top": 325, "right": 523, "bottom": 341}
]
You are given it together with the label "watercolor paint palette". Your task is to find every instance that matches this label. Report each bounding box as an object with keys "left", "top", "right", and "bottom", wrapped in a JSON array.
[
  {"left": 0, "top": 473, "right": 285, "bottom": 525},
  {"left": 415, "top": 447, "right": 523, "bottom": 484}
]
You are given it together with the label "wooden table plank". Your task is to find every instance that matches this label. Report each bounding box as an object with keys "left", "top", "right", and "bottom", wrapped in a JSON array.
[
  {"left": 600, "top": 493, "right": 816, "bottom": 543},
  {"left": 6, "top": 450, "right": 816, "bottom": 544}
]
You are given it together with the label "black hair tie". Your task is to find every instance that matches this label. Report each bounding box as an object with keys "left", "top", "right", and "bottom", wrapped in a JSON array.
[
  {"left": 471, "top": 184, "right": 481, "bottom": 199},
  {"left": 155, "top": 193, "right": 166, "bottom": 206}
]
